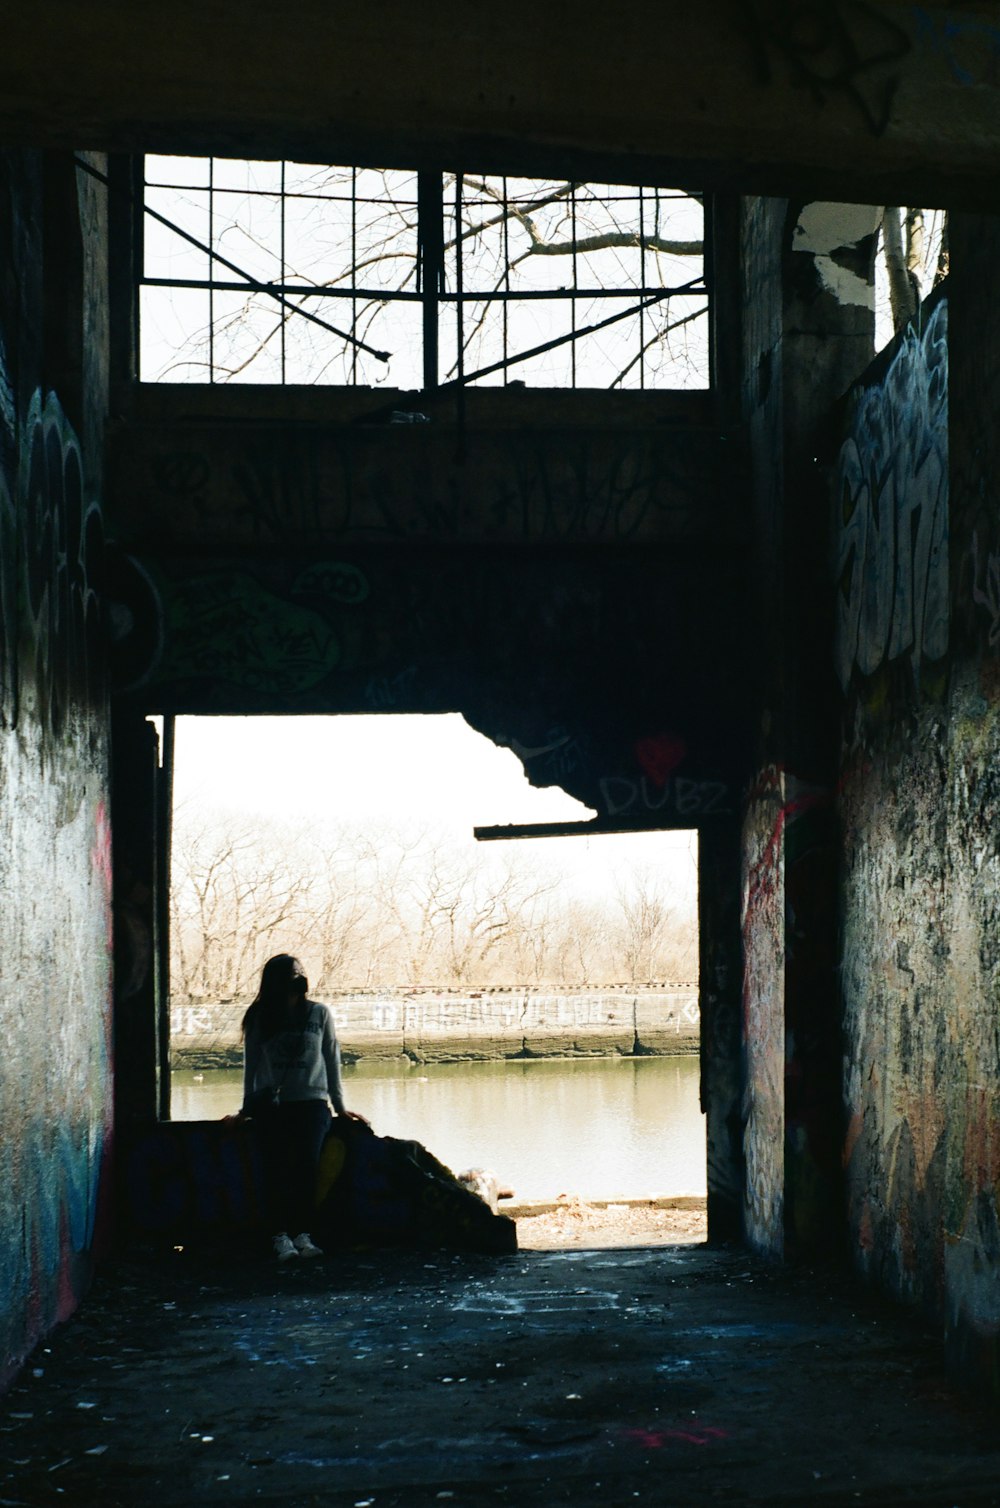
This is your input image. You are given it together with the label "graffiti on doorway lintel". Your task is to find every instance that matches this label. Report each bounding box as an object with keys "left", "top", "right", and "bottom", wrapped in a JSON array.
[
  {"left": 158, "top": 561, "right": 369, "bottom": 693},
  {"left": 599, "top": 775, "right": 730, "bottom": 820}
]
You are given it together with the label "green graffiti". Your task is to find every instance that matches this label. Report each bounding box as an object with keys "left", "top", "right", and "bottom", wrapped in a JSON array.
[
  {"left": 293, "top": 560, "right": 369, "bottom": 604},
  {"left": 163, "top": 572, "right": 341, "bottom": 692}
]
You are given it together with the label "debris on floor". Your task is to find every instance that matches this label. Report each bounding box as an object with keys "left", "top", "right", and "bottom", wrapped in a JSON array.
[{"left": 3, "top": 1238, "right": 1000, "bottom": 1506}]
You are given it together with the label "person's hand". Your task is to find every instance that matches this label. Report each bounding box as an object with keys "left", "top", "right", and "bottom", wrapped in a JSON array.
[
  {"left": 221, "top": 1110, "right": 246, "bottom": 1123},
  {"left": 340, "top": 1109, "right": 371, "bottom": 1126}
]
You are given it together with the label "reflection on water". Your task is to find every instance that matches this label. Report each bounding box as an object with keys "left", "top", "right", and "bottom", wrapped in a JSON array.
[{"left": 170, "top": 1054, "right": 706, "bottom": 1201}]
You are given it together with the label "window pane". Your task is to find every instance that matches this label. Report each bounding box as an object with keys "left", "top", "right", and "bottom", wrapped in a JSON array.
[
  {"left": 355, "top": 184, "right": 419, "bottom": 295},
  {"left": 282, "top": 295, "right": 421, "bottom": 387},
  {"left": 570, "top": 298, "right": 644, "bottom": 389},
  {"left": 211, "top": 190, "right": 283, "bottom": 285},
  {"left": 647, "top": 190, "right": 705, "bottom": 291},
  {"left": 449, "top": 296, "right": 505, "bottom": 383},
  {"left": 144, "top": 188, "right": 210, "bottom": 282},
  {"left": 572, "top": 184, "right": 644, "bottom": 292},
  {"left": 493, "top": 300, "right": 575, "bottom": 387},
  {"left": 354, "top": 167, "right": 418, "bottom": 204},
  {"left": 210, "top": 157, "right": 284, "bottom": 194},
  {"left": 139, "top": 286, "right": 211, "bottom": 381},
  {"left": 459, "top": 176, "right": 576, "bottom": 296},
  {"left": 211, "top": 291, "right": 285, "bottom": 382},
  {"left": 283, "top": 161, "right": 351, "bottom": 195},
  {"left": 281, "top": 295, "right": 351, "bottom": 383},
  {"left": 283, "top": 187, "right": 353, "bottom": 288},
  {"left": 145, "top": 155, "right": 210, "bottom": 189},
  {"left": 642, "top": 296, "right": 710, "bottom": 390},
  {"left": 363, "top": 298, "right": 422, "bottom": 389}
]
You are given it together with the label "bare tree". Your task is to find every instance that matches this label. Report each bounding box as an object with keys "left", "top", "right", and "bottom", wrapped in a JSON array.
[
  {"left": 307, "top": 824, "right": 384, "bottom": 993},
  {"left": 170, "top": 807, "right": 317, "bottom": 1003},
  {"left": 546, "top": 898, "right": 611, "bottom": 987},
  {"left": 610, "top": 865, "right": 697, "bottom": 984},
  {"left": 434, "top": 854, "right": 557, "bottom": 985},
  {"left": 170, "top": 808, "right": 699, "bottom": 1003},
  {"left": 878, "top": 206, "right": 948, "bottom": 337}
]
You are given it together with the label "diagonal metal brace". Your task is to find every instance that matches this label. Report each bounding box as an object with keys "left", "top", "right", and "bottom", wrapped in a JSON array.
[{"left": 74, "top": 155, "right": 391, "bottom": 363}]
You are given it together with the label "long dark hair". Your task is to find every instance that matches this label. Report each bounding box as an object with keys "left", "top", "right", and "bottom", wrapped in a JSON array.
[{"left": 241, "top": 954, "right": 309, "bottom": 1040}]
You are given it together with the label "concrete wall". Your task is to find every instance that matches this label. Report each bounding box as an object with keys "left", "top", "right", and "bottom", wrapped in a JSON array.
[
  {"left": 740, "top": 198, "right": 879, "bottom": 1261},
  {"left": 0, "top": 152, "right": 112, "bottom": 1385},
  {"left": 834, "top": 222, "right": 1000, "bottom": 1390},
  {"left": 5, "top": 3, "right": 1000, "bottom": 209},
  {"left": 170, "top": 986, "right": 700, "bottom": 1066},
  {"left": 106, "top": 387, "right": 748, "bottom": 831},
  {"left": 738, "top": 197, "right": 787, "bottom": 1259}
]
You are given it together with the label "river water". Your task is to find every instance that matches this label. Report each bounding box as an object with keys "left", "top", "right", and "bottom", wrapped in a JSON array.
[{"left": 171, "top": 1055, "right": 706, "bottom": 1202}]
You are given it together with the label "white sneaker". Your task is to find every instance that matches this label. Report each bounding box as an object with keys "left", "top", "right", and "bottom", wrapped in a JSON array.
[
  {"left": 292, "top": 1232, "right": 323, "bottom": 1259},
  {"left": 272, "top": 1232, "right": 298, "bottom": 1262}
]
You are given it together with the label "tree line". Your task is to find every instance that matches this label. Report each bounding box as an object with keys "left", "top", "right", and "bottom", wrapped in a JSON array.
[{"left": 169, "top": 808, "right": 698, "bottom": 1004}]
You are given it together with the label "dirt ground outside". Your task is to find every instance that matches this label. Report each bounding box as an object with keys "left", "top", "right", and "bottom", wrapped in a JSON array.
[{"left": 510, "top": 1196, "right": 706, "bottom": 1249}]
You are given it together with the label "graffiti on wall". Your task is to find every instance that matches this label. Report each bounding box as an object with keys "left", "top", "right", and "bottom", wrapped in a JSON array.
[
  {"left": 596, "top": 733, "right": 731, "bottom": 821},
  {"left": 912, "top": 7, "right": 1000, "bottom": 88},
  {"left": 740, "top": 1, "right": 911, "bottom": 135},
  {"left": 130, "top": 561, "right": 369, "bottom": 694},
  {"left": 494, "top": 726, "right": 588, "bottom": 786},
  {"left": 127, "top": 422, "right": 728, "bottom": 548},
  {"left": 599, "top": 774, "right": 731, "bottom": 820},
  {"left": 838, "top": 686, "right": 1000, "bottom": 1389},
  {"left": 0, "top": 337, "right": 15, "bottom": 729},
  {"left": 0, "top": 378, "right": 104, "bottom": 744},
  {"left": 499, "top": 724, "right": 731, "bottom": 823},
  {"left": 0, "top": 324, "right": 112, "bottom": 1384},
  {"left": 833, "top": 298, "right": 948, "bottom": 719},
  {"left": 164, "top": 572, "right": 338, "bottom": 692}
]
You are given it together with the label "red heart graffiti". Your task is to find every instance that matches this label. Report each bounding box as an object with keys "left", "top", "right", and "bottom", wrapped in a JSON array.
[{"left": 635, "top": 733, "right": 686, "bottom": 788}]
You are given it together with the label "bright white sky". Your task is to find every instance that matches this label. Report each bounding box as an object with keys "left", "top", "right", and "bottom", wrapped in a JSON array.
[{"left": 172, "top": 713, "right": 698, "bottom": 905}]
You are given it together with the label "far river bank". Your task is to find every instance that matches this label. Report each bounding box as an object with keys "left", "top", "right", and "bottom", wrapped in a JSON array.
[{"left": 170, "top": 983, "right": 700, "bottom": 1068}]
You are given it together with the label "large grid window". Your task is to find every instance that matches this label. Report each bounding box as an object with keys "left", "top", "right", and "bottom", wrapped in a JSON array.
[{"left": 140, "top": 157, "right": 708, "bottom": 390}]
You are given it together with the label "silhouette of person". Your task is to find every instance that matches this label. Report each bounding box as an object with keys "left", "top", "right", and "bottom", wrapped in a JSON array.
[{"left": 239, "top": 953, "right": 367, "bottom": 1261}]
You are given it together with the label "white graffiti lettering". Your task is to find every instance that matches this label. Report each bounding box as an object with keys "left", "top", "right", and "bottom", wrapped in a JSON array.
[
  {"left": 599, "top": 775, "right": 730, "bottom": 819},
  {"left": 834, "top": 299, "right": 949, "bottom": 691}
]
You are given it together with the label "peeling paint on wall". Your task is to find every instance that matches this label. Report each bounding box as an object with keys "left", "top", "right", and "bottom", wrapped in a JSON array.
[{"left": 792, "top": 203, "right": 881, "bottom": 308}]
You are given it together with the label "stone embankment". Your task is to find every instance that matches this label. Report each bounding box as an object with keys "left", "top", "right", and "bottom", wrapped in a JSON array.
[{"left": 170, "top": 984, "right": 700, "bottom": 1067}]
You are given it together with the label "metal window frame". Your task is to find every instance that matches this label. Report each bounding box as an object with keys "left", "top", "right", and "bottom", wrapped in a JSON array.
[{"left": 136, "top": 158, "right": 710, "bottom": 390}]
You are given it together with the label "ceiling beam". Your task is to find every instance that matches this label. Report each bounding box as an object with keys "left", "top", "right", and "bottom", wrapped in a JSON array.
[{"left": 2, "top": 3, "right": 1000, "bottom": 206}]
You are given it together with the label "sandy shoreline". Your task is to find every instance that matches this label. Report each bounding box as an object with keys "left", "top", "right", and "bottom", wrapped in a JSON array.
[{"left": 508, "top": 1193, "right": 707, "bottom": 1249}]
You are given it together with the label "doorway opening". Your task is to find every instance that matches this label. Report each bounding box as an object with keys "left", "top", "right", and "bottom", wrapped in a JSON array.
[{"left": 166, "top": 713, "right": 703, "bottom": 1245}]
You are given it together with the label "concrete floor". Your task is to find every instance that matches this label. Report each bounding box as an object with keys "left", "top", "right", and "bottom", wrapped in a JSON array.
[{"left": 3, "top": 1239, "right": 1000, "bottom": 1508}]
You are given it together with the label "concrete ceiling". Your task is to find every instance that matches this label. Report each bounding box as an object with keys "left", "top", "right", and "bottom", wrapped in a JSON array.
[{"left": 2, "top": 2, "right": 999, "bottom": 206}]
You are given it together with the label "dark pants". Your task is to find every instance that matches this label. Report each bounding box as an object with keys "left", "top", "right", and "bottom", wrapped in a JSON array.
[{"left": 260, "top": 1099, "right": 332, "bottom": 1236}]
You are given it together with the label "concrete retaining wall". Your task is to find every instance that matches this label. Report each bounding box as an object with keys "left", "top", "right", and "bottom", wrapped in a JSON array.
[{"left": 170, "top": 985, "right": 700, "bottom": 1066}]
